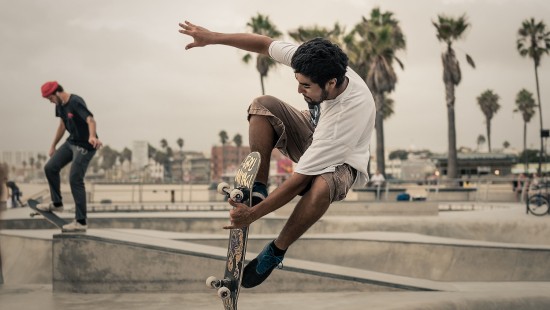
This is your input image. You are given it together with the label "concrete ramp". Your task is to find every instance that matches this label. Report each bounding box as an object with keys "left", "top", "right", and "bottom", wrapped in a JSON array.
[
  {"left": 116, "top": 229, "right": 550, "bottom": 282},
  {"left": 51, "top": 229, "right": 448, "bottom": 293}
]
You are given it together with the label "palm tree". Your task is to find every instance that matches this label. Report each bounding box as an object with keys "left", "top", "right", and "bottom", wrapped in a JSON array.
[
  {"left": 176, "top": 138, "right": 184, "bottom": 152},
  {"left": 233, "top": 133, "right": 243, "bottom": 164},
  {"left": 476, "top": 134, "right": 486, "bottom": 152},
  {"left": 243, "top": 13, "right": 282, "bottom": 95},
  {"left": 288, "top": 23, "right": 346, "bottom": 44},
  {"left": 159, "top": 139, "right": 172, "bottom": 181},
  {"left": 219, "top": 130, "right": 229, "bottom": 176},
  {"left": 514, "top": 89, "right": 537, "bottom": 170},
  {"left": 503, "top": 141, "right": 510, "bottom": 149},
  {"left": 517, "top": 18, "right": 550, "bottom": 174},
  {"left": 347, "top": 8, "right": 406, "bottom": 176},
  {"left": 476, "top": 90, "right": 501, "bottom": 152},
  {"left": 433, "top": 14, "right": 476, "bottom": 179},
  {"left": 121, "top": 147, "right": 132, "bottom": 164},
  {"left": 100, "top": 145, "right": 119, "bottom": 171}
]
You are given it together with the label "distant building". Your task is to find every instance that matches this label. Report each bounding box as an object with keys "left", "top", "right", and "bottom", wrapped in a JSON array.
[
  {"left": 211, "top": 146, "right": 294, "bottom": 185},
  {"left": 401, "top": 159, "right": 436, "bottom": 180},
  {"left": 181, "top": 151, "right": 210, "bottom": 184},
  {"left": 0, "top": 150, "right": 46, "bottom": 168},
  {"left": 132, "top": 141, "right": 148, "bottom": 169},
  {"left": 432, "top": 153, "right": 518, "bottom": 177},
  {"left": 211, "top": 145, "right": 251, "bottom": 181}
]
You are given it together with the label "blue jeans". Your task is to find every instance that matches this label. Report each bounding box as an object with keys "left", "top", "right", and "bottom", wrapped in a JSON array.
[{"left": 44, "top": 141, "right": 95, "bottom": 220}]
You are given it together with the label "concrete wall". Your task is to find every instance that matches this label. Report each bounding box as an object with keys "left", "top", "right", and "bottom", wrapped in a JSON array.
[
  {"left": 0, "top": 234, "right": 52, "bottom": 284},
  {"left": 188, "top": 237, "right": 550, "bottom": 282},
  {"left": 52, "top": 233, "right": 410, "bottom": 293}
]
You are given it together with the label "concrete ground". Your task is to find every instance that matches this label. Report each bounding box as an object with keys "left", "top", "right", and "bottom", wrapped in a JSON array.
[
  {"left": 2, "top": 202, "right": 550, "bottom": 309},
  {"left": 2, "top": 283, "right": 550, "bottom": 310}
]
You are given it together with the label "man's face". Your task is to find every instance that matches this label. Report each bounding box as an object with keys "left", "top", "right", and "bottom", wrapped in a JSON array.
[
  {"left": 295, "top": 73, "right": 328, "bottom": 105},
  {"left": 46, "top": 94, "right": 61, "bottom": 104}
]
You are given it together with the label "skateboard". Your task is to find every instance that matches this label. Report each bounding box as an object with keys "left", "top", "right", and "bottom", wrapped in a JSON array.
[
  {"left": 28, "top": 199, "right": 68, "bottom": 230},
  {"left": 206, "top": 151, "right": 261, "bottom": 310}
]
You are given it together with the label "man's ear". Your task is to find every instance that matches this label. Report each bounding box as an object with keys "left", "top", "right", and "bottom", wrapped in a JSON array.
[{"left": 326, "top": 78, "right": 337, "bottom": 90}]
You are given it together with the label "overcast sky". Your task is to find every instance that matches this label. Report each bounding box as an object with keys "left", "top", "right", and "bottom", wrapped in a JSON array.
[{"left": 0, "top": 0, "right": 549, "bottom": 156}]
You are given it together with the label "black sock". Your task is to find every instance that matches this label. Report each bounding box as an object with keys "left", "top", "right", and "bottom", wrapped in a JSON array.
[
  {"left": 271, "top": 240, "right": 287, "bottom": 256},
  {"left": 253, "top": 181, "right": 267, "bottom": 191},
  {"left": 77, "top": 219, "right": 87, "bottom": 225},
  {"left": 53, "top": 202, "right": 63, "bottom": 208}
]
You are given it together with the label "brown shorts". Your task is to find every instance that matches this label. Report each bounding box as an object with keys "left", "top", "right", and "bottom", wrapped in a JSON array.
[{"left": 248, "top": 95, "right": 356, "bottom": 203}]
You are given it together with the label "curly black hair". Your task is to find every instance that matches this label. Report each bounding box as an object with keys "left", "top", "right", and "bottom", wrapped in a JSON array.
[{"left": 291, "top": 38, "right": 348, "bottom": 88}]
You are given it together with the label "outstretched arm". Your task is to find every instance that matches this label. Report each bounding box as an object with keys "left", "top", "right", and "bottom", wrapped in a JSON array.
[{"left": 178, "top": 20, "right": 273, "bottom": 55}]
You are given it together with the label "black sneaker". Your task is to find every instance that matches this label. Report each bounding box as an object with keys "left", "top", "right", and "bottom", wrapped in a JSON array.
[
  {"left": 241, "top": 241, "right": 284, "bottom": 288},
  {"left": 251, "top": 182, "right": 268, "bottom": 206}
]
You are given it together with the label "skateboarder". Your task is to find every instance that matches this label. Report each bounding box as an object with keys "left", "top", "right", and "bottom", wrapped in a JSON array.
[
  {"left": 6, "top": 180, "right": 23, "bottom": 208},
  {"left": 37, "top": 81, "right": 102, "bottom": 232},
  {"left": 179, "top": 21, "right": 375, "bottom": 288}
]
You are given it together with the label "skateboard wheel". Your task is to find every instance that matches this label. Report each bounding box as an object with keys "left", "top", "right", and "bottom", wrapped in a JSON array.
[
  {"left": 217, "top": 182, "right": 230, "bottom": 195},
  {"left": 206, "top": 276, "right": 219, "bottom": 289},
  {"left": 217, "top": 287, "right": 230, "bottom": 299},
  {"left": 229, "top": 189, "right": 244, "bottom": 202}
]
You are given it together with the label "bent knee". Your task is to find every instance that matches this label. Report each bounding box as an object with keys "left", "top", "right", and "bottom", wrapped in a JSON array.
[
  {"left": 249, "top": 95, "right": 283, "bottom": 114},
  {"left": 44, "top": 162, "right": 57, "bottom": 175}
]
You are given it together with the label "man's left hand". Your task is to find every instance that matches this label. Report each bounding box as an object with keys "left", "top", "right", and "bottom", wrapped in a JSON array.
[{"left": 89, "top": 137, "right": 103, "bottom": 149}]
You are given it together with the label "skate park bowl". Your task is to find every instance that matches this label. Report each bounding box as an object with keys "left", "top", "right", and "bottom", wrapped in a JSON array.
[{"left": 2, "top": 200, "right": 550, "bottom": 309}]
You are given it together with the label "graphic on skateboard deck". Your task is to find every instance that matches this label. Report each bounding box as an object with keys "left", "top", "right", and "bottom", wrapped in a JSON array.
[
  {"left": 28, "top": 199, "right": 68, "bottom": 230},
  {"left": 206, "top": 151, "right": 261, "bottom": 310}
]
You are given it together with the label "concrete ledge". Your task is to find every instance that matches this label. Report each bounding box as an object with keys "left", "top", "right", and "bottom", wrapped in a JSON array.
[
  {"left": 273, "top": 201, "right": 439, "bottom": 217},
  {"left": 353, "top": 188, "right": 406, "bottom": 201},
  {"left": 174, "top": 231, "right": 550, "bottom": 282},
  {"left": 327, "top": 202, "right": 439, "bottom": 216},
  {"left": 51, "top": 230, "right": 447, "bottom": 293},
  {"left": 426, "top": 188, "right": 477, "bottom": 201}
]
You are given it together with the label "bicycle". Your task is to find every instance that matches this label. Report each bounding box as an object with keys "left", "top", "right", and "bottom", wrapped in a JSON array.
[{"left": 526, "top": 179, "right": 550, "bottom": 216}]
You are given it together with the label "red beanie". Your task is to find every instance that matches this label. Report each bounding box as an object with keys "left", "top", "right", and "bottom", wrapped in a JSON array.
[{"left": 41, "top": 81, "right": 59, "bottom": 97}]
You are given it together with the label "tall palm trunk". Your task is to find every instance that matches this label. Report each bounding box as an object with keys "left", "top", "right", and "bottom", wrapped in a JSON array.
[
  {"left": 445, "top": 82, "right": 458, "bottom": 179},
  {"left": 486, "top": 119, "right": 492, "bottom": 152},
  {"left": 523, "top": 122, "right": 529, "bottom": 171},
  {"left": 374, "top": 92, "right": 386, "bottom": 176},
  {"left": 534, "top": 62, "right": 544, "bottom": 174},
  {"left": 260, "top": 75, "right": 265, "bottom": 95}
]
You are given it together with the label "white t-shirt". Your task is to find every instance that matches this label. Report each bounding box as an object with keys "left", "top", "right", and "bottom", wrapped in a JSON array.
[{"left": 269, "top": 41, "right": 376, "bottom": 186}]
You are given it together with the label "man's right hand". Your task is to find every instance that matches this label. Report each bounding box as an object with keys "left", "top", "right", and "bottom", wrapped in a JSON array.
[
  {"left": 48, "top": 146, "right": 56, "bottom": 157},
  {"left": 178, "top": 20, "right": 214, "bottom": 50}
]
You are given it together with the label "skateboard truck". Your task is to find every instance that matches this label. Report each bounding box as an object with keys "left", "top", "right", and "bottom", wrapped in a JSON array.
[
  {"left": 217, "top": 182, "right": 250, "bottom": 203},
  {"left": 206, "top": 276, "right": 232, "bottom": 299}
]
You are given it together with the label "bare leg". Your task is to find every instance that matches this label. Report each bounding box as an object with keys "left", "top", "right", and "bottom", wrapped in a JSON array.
[
  {"left": 274, "top": 176, "right": 331, "bottom": 250},
  {"left": 249, "top": 115, "right": 276, "bottom": 185}
]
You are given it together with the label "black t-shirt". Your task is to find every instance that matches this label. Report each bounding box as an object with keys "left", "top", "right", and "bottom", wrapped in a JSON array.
[
  {"left": 55, "top": 94, "right": 97, "bottom": 150},
  {"left": 6, "top": 181, "right": 19, "bottom": 192}
]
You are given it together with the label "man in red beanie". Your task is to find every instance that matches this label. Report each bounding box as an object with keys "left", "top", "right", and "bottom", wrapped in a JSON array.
[{"left": 38, "top": 81, "right": 102, "bottom": 232}]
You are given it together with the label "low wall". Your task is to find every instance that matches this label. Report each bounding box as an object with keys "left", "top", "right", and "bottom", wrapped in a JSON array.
[
  {"left": 353, "top": 188, "right": 407, "bottom": 201},
  {"left": 0, "top": 234, "right": 52, "bottom": 284},
  {"left": 275, "top": 201, "right": 439, "bottom": 216},
  {"left": 426, "top": 188, "right": 477, "bottom": 201},
  {"left": 51, "top": 232, "right": 431, "bottom": 293}
]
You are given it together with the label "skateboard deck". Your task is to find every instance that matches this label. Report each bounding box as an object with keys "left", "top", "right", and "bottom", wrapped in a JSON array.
[
  {"left": 206, "top": 151, "right": 261, "bottom": 310},
  {"left": 28, "top": 199, "right": 68, "bottom": 230}
]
